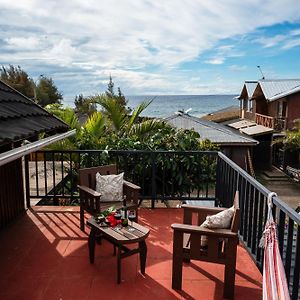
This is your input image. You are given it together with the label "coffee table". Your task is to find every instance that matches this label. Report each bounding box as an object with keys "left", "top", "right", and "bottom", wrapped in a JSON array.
[{"left": 87, "top": 217, "right": 150, "bottom": 283}]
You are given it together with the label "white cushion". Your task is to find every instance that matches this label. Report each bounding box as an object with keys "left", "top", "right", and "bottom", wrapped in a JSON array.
[
  {"left": 200, "top": 206, "right": 235, "bottom": 246},
  {"left": 95, "top": 172, "right": 124, "bottom": 202}
]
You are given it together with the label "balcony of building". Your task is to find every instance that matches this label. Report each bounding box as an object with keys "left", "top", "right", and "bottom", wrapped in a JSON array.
[
  {"left": 255, "top": 113, "right": 286, "bottom": 131},
  {"left": 0, "top": 150, "right": 299, "bottom": 299}
]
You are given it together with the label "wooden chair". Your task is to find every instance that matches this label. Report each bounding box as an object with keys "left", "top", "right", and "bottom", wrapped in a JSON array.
[
  {"left": 78, "top": 164, "right": 141, "bottom": 231},
  {"left": 171, "top": 191, "right": 240, "bottom": 299}
]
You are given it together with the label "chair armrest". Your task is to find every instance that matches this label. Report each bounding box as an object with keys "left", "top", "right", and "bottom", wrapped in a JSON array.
[
  {"left": 123, "top": 180, "right": 141, "bottom": 190},
  {"left": 182, "top": 204, "right": 225, "bottom": 214},
  {"left": 78, "top": 185, "right": 101, "bottom": 198},
  {"left": 171, "top": 223, "right": 238, "bottom": 238}
]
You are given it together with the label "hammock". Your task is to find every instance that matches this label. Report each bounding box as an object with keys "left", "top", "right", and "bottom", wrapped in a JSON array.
[{"left": 260, "top": 192, "right": 290, "bottom": 300}]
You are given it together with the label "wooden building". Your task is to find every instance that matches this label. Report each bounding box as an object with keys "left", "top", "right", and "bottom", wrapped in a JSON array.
[
  {"left": 238, "top": 79, "right": 300, "bottom": 131},
  {"left": 165, "top": 112, "right": 258, "bottom": 171},
  {"left": 230, "top": 79, "right": 300, "bottom": 170},
  {"left": 0, "top": 80, "right": 72, "bottom": 229}
]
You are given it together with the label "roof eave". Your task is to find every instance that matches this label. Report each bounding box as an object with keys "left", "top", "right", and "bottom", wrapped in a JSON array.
[{"left": 0, "top": 129, "right": 76, "bottom": 167}]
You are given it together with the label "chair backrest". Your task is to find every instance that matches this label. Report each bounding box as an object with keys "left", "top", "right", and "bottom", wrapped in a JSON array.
[
  {"left": 230, "top": 191, "right": 240, "bottom": 233},
  {"left": 79, "top": 164, "right": 117, "bottom": 189}
]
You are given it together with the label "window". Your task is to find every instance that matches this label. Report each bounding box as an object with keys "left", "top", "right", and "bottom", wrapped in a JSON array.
[
  {"left": 243, "top": 99, "right": 248, "bottom": 110},
  {"left": 247, "top": 99, "right": 253, "bottom": 112}
]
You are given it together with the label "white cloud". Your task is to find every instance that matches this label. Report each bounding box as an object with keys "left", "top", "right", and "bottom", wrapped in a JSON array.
[
  {"left": 255, "top": 28, "right": 300, "bottom": 50},
  {"left": 0, "top": 0, "right": 300, "bottom": 96},
  {"left": 281, "top": 38, "right": 300, "bottom": 49},
  {"left": 256, "top": 34, "right": 286, "bottom": 48},
  {"left": 290, "top": 29, "right": 300, "bottom": 36},
  {"left": 4, "top": 36, "right": 41, "bottom": 50},
  {"left": 205, "top": 58, "right": 225, "bottom": 65},
  {"left": 229, "top": 65, "right": 247, "bottom": 71},
  {"left": 205, "top": 45, "right": 244, "bottom": 65}
]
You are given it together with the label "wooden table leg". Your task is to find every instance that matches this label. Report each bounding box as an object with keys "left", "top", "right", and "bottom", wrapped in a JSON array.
[
  {"left": 88, "top": 227, "right": 96, "bottom": 264},
  {"left": 117, "top": 246, "right": 121, "bottom": 284},
  {"left": 139, "top": 240, "right": 147, "bottom": 274}
]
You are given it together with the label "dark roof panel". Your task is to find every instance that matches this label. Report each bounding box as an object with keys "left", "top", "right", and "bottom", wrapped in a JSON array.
[
  {"left": 0, "top": 80, "right": 68, "bottom": 147},
  {"left": 0, "top": 101, "right": 48, "bottom": 119}
]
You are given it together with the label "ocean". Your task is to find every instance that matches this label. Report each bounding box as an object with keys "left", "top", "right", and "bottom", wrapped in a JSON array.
[{"left": 127, "top": 94, "right": 238, "bottom": 118}]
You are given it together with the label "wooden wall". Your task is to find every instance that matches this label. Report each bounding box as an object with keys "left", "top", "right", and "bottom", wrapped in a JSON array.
[
  {"left": 287, "top": 92, "right": 300, "bottom": 129},
  {"left": 221, "top": 146, "right": 249, "bottom": 170},
  {"left": 0, "top": 158, "right": 25, "bottom": 229}
]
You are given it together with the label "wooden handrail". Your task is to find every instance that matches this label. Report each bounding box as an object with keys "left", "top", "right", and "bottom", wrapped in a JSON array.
[{"left": 255, "top": 113, "right": 274, "bottom": 129}]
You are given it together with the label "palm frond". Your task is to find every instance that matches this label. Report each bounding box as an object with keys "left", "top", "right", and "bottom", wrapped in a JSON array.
[
  {"left": 83, "top": 112, "right": 106, "bottom": 139},
  {"left": 60, "top": 109, "right": 80, "bottom": 130},
  {"left": 129, "top": 119, "right": 166, "bottom": 138},
  {"left": 45, "top": 104, "right": 80, "bottom": 131},
  {"left": 127, "top": 99, "right": 153, "bottom": 131},
  {"left": 95, "top": 96, "right": 127, "bottom": 132}
]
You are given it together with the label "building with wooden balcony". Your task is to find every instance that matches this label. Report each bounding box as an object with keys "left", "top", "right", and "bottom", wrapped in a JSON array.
[
  {"left": 238, "top": 79, "right": 300, "bottom": 132},
  {"left": 225, "top": 79, "right": 300, "bottom": 170}
]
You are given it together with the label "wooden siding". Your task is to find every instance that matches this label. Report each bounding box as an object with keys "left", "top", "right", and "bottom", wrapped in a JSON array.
[
  {"left": 244, "top": 110, "right": 255, "bottom": 121},
  {"left": 0, "top": 158, "right": 25, "bottom": 229},
  {"left": 287, "top": 92, "right": 300, "bottom": 129}
]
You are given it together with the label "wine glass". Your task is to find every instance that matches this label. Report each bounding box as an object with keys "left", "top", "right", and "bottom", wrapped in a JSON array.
[
  {"left": 128, "top": 210, "right": 136, "bottom": 231},
  {"left": 114, "top": 210, "right": 122, "bottom": 230}
]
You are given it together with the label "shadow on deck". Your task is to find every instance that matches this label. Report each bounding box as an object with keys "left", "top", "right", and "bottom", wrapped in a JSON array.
[{"left": 0, "top": 207, "right": 262, "bottom": 300}]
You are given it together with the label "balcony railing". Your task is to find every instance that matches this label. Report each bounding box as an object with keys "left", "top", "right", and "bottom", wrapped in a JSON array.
[
  {"left": 217, "top": 152, "right": 300, "bottom": 299},
  {"left": 255, "top": 113, "right": 287, "bottom": 131},
  {"left": 25, "top": 149, "right": 300, "bottom": 299},
  {"left": 25, "top": 150, "right": 218, "bottom": 208},
  {"left": 255, "top": 113, "right": 274, "bottom": 129},
  {"left": 274, "top": 117, "right": 287, "bottom": 131}
]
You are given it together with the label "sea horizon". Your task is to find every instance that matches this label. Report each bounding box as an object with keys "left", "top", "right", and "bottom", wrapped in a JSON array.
[{"left": 127, "top": 94, "right": 238, "bottom": 118}]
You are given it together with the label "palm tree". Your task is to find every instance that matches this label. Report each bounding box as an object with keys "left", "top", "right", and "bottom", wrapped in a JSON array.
[
  {"left": 45, "top": 96, "right": 166, "bottom": 150},
  {"left": 94, "top": 95, "right": 166, "bottom": 140}
]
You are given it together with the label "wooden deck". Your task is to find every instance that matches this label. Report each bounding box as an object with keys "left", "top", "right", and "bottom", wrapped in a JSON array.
[{"left": 0, "top": 207, "right": 262, "bottom": 300}]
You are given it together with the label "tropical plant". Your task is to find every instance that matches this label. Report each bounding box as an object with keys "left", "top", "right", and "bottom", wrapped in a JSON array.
[
  {"left": 44, "top": 95, "right": 219, "bottom": 199},
  {"left": 283, "top": 131, "right": 300, "bottom": 151},
  {"left": 93, "top": 95, "right": 166, "bottom": 140},
  {"left": 45, "top": 104, "right": 80, "bottom": 131}
]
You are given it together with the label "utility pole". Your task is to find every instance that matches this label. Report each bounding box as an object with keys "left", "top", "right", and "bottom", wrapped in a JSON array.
[
  {"left": 257, "top": 66, "right": 265, "bottom": 80},
  {"left": 33, "top": 74, "right": 43, "bottom": 103}
]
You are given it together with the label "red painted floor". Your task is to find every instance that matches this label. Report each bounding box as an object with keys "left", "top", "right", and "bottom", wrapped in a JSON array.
[{"left": 0, "top": 207, "right": 262, "bottom": 300}]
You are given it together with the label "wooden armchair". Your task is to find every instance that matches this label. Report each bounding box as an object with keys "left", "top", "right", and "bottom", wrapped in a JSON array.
[
  {"left": 171, "top": 192, "right": 240, "bottom": 299},
  {"left": 78, "top": 164, "right": 141, "bottom": 231}
]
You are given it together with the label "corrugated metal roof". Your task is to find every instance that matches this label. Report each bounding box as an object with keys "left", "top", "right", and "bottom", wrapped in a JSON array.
[
  {"left": 255, "top": 79, "right": 300, "bottom": 101},
  {"left": 237, "top": 81, "right": 257, "bottom": 99},
  {"left": 0, "top": 80, "right": 69, "bottom": 147},
  {"left": 245, "top": 81, "right": 257, "bottom": 99},
  {"left": 238, "top": 79, "right": 300, "bottom": 102},
  {"left": 165, "top": 113, "right": 258, "bottom": 145}
]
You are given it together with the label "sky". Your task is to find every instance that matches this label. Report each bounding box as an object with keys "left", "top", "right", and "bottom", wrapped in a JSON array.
[{"left": 1, "top": 0, "right": 300, "bottom": 106}]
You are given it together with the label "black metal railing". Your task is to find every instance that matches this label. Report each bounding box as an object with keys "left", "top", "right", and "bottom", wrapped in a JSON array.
[
  {"left": 217, "top": 152, "right": 300, "bottom": 300},
  {"left": 25, "top": 150, "right": 218, "bottom": 208},
  {"left": 24, "top": 149, "right": 300, "bottom": 299}
]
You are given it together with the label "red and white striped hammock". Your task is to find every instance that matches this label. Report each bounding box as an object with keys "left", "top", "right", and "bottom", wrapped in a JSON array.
[{"left": 260, "top": 192, "right": 290, "bottom": 300}]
